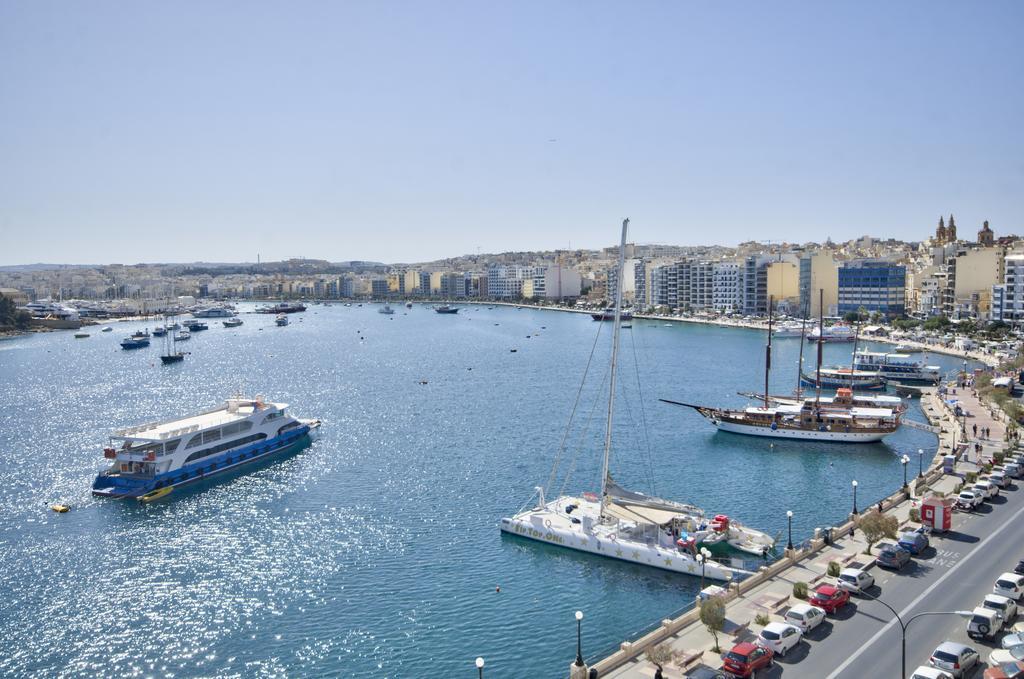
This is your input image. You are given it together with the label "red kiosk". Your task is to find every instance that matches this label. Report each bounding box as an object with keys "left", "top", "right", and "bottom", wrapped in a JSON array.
[{"left": 920, "top": 495, "right": 954, "bottom": 532}]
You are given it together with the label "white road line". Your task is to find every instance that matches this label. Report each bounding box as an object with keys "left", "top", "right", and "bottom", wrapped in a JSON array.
[{"left": 826, "top": 501, "right": 1024, "bottom": 679}]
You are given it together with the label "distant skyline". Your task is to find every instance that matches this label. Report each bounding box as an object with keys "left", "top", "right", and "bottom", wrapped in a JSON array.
[{"left": 2, "top": 1, "right": 1022, "bottom": 265}]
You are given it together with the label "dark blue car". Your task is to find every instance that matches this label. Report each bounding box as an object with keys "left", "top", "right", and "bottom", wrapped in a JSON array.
[{"left": 898, "top": 528, "right": 930, "bottom": 555}]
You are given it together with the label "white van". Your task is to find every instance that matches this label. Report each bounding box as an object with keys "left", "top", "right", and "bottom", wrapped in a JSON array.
[{"left": 994, "top": 573, "right": 1024, "bottom": 601}]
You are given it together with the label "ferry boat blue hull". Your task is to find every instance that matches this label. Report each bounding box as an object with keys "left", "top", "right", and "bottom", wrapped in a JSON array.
[
  {"left": 92, "top": 424, "right": 314, "bottom": 499},
  {"left": 799, "top": 375, "right": 886, "bottom": 391}
]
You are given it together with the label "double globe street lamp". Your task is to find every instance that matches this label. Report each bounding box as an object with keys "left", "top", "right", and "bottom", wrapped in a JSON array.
[{"left": 695, "top": 546, "right": 712, "bottom": 592}]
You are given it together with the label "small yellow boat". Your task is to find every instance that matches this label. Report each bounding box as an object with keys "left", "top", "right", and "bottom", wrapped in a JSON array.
[
  {"left": 51, "top": 504, "right": 70, "bottom": 513},
  {"left": 138, "top": 487, "right": 173, "bottom": 503}
]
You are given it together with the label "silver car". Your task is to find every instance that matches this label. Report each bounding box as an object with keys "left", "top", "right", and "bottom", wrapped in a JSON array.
[{"left": 929, "top": 641, "right": 979, "bottom": 678}]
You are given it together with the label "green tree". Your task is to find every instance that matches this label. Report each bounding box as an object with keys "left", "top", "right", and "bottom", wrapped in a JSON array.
[
  {"left": 699, "top": 596, "right": 726, "bottom": 653},
  {"left": 857, "top": 510, "right": 898, "bottom": 554},
  {"left": 646, "top": 643, "right": 674, "bottom": 673},
  {"left": 843, "top": 311, "right": 860, "bottom": 323}
]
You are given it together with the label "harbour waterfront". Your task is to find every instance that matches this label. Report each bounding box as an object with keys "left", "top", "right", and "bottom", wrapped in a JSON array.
[{"left": 0, "top": 305, "right": 976, "bottom": 677}]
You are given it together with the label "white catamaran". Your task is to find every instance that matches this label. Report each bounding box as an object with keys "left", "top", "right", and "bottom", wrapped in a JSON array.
[{"left": 500, "top": 220, "right": 770, "bottom": 580}]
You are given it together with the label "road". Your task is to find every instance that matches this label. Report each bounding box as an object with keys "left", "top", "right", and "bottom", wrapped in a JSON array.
[{"left": 769, "top": 474, "right": 1024, "bottom": 679}]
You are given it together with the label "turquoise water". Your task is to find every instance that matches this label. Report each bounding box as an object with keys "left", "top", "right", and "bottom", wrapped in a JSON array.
[{"left": 0, "top": 306, "right": 972, "bottom": 677}]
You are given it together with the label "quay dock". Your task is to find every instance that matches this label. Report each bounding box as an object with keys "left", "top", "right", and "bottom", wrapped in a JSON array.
[{"left": 587, "top": 384, "right": 1014, "bottom": 678}]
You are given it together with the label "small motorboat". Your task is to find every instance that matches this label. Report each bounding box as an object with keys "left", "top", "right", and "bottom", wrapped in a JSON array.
[
  {"left": 74, "top": 332, "right": 90, "bottom": 339},
  {"left": 50, "top": 504, "right": 70, "bottom": 513},
  {"left": 223, "top": 317, "right": 244, "bottom": 327},
  {"left": 275, "top": 314, "right": 289, "bottom": 327},
  {"left": 138, "top": 487, "right": 173, "bottom": 503},
  {"left": 120, "top": 336, "right": 150, "bottom": 349},
  {"left": 101, "top": 326, "right": 113, "bottom": 332},
  {"left": 176, "top": 330, "right": 191, "bottom": 341},
  {"left": 152, "top": 326, "right": 167, "bottom": 337}
]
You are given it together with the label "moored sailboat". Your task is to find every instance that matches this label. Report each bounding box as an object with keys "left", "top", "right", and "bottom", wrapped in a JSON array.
[{"left": 500, "top": 219, "right": 766, "bottom": 579}]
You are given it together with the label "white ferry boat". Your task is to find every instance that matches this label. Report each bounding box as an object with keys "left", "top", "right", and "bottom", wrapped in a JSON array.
[
  {"left": 808, "top": 324, "right": 856, "bottom": 342},
  {"left": 772, "top": 321, "right": 806, "bottom": 338},
  {"left": 92, "top": 396, "right": 320, "bottom": 499},
  {"left": 854, "top": 351, "right": 941, "bottom": 383},
  {"left": 192, "top": 306, "right": 234, "bottom": 318}
]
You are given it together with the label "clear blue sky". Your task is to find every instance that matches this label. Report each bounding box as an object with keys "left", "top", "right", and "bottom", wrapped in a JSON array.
[{"left": 1, "top": 1, "right": 1022, "bottom": 265}]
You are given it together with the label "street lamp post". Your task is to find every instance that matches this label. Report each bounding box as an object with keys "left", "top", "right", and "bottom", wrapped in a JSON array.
[
  {"left": 696, "top": 547, "right": 711, "bottom": 593},
  {"left": 918, "top": 448, "right": 924, "bottom": 478},
  {"left": 476, "top": 657, "right": 484, "bottom": 679},
  {"left": 852, "top": 480, "right": 858, "bottom": 515},
  {"left": 901, "top": 454, "right": 910, "bottom": 491},
  {"left": 574, "top": 611, "right": 584, "bottom": 667},
  {"left": 858, "top": 591, "right": 971, "bottom": 679},
  {"left": 786, "top": 510, "right": 794, "bottom": 551}
]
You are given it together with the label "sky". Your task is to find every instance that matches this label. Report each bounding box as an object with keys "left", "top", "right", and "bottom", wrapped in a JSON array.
[{"left": 1, "top": 1, "right": 1022, "bottom": 265}]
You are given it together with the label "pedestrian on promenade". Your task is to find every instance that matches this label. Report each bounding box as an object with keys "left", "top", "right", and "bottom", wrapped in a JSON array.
[{"left": 973, "top": 423, "right": 978, "bottom": 438}]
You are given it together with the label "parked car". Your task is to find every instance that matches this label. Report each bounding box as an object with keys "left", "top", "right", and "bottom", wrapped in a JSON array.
[
  {"left": 969, "top": 607, "right": 1006, "bottom": 641},
  {"left": 996, "top": 573, "right": 1024, "bottom": 600},
  {"left": 756, "top": 622, "right": 802, "bottom": 657},
  {"left": 784, "top": 603, "right": 826, "bottom": 633},
  {"left": 837, "top": 567, "right": 875, "bottom": 594},
  {"left": 974, "top": 480, "right": 999, "bottom": 499},
  {"left": 911, "top": 667, "right": 953, "bottom": 679},
  {"left": 1005, "top": 632, "right": 1024, "bottom": 649},
  {"left": 986, "top": 594, "right": 1019, "bottom": 623},
  {"left": 990, "top": 645, "right": 1024, "bottom": 668},
  {"left": 929, "top": 641, "right": 980, "bottom": 678},
  {"left": 809, "top": 584, "right": 851, "bottom": 614},
  {"left": 1004, "top": 463, "right": 1022, "bottom": 479},
  {"left": 1014, "top": 560, "right": 1024, "bottom": 576},
  {"left": 990, "top": 471, "right": 1010, "bottom": 488},
  {"left": 721, "top": 641, "right": 773, "bottom": 677},
  {"left": 985, "top": 660, "right": 1024, "bottom": 679},
  {"left": 877, "top": 544, "right": 913, "bottom": 570},
  {"left": 957, "top": 490, "right": 984, "bottom": 510},
  {"left": 898, "top": 528, "right": 931, "bottom": 555}
]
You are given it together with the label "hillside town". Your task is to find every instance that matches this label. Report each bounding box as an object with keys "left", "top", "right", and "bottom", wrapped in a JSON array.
[{"left": 2, "top": 216, "right": 1023, "bottom": 327}]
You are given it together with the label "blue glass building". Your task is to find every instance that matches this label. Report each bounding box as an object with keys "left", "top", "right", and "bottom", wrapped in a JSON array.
[{"left": 837, "top": 260, "right": 906, "bottom": 317}]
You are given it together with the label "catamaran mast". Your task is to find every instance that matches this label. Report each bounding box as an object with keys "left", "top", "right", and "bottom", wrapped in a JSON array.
[
  {"left": 764, "top": 295, "right": 773, "bottom": 408},
  {"left": 599, "top": 218, "right": 629, "bottom": 514},
  {"left": 815, "top": 289, "right": 824, "bottom": 406}
]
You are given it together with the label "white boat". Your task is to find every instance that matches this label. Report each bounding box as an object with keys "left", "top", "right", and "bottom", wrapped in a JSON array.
[
  {"left": 501, "top": 219, "right": 751, "bottom": 580},
  {"left": 808, "top": 324, "right": 856, "bottom": 342},
  {"left": 275, "top": 314, "right": 289, "bottom": 326},
  {"left": 223, "top": 317, "right": 244, "bottom": 327},
  {"left": 773, "top": 321, "right": 807, "bottom": 338},
  {"left": 101, "top": 326, "right": 113, "bottom": 332},
  {"left": 379, "top": 304, "right": 395, "bottom": 315},
  {"left": 854, "top": 351, "right": 941, "bottom": 383},
  {"left": 405, "top": 301, "right": 413, "bottom": 309},
  {"left": 893, "top": 344, "right": 921, "bottom": 353},
  {"left": 192, "top": 306, "right": 234, "bottom": 318},
  {"left": 175, "top": 329, "right": 191, "bottom": 341},
  {"left": 92, "top": 396, "right": 320, "bottom": 498}
]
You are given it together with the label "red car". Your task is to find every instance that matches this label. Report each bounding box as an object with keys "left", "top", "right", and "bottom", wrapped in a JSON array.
[
  {"left": 809, "top": 584, "right": 850, "bottom": 614},
  {"left": 721, "top": 641, "right": 774, "bottom": 677}
]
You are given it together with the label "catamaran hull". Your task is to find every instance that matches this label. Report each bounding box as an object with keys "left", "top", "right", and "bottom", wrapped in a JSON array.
[
  {"left": 499, "top": 515, "right": 734, "bottom": 581},
  {"left": 712, "top": 419, "right": 889, "bottom": 443}
]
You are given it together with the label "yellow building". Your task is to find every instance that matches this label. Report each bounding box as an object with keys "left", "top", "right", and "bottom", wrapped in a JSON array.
[
  {"left": 766, "top": 262, "right": 799, "bottom": 302},
  {"left": 801, "top": 252, "right": 839, "bottom": 317}
]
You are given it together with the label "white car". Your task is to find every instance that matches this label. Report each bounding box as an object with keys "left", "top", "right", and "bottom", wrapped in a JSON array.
[
  {"left": 957, "top": 490, "right": 983, "bottom": 509},
  {"left": 784, "top": 603, "right": 826, "bottom": 633},
  {"left": 973, "top": 480, "right": 999, "bottom": 499},
  {"left": 990, "top": 471, "right": 1010, "bottom": 488},
  {"left": 756, "top": 621, "right": 802, "bottom": 657},
  {"left": 996, "top": 573, "right": 1024, "bottom": 600},
  {"left": 837, "top": 567, "right": 875, "bottom": 595},
  {"left": 989, "top": 643, "right": 1024, "bottom": 667},
  {"left": 929, "top": 641, "right": 980, "bottom": 678},
  {"left": 1005, "top": 632, "right": 1024, "bottom": 649},
  {"left": 910, "top": 667, "right": 953, "bottom": 679},
  {"left": 986, "top": 594, "right": 1019, "bottom": 622}
]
